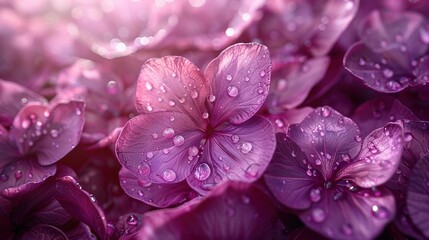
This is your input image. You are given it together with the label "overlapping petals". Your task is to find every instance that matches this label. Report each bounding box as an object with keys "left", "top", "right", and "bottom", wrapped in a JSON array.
[{"left": 116, "top": 43, "right": 276, "bottom": 205}]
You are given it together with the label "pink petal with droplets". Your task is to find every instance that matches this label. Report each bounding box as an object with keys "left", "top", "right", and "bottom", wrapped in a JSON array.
[
  {"left": 337, "top": 123, "right": 404, "bottom": 188},
  {"left": 116, "top": 112, "right": 203, "bottom": 184},
  {"left": 119, "top": 167, "right": 196, "bottom": 208},
  {"left": 205, "top": 43, "right": 271, "bottom": 125},
  {"left": 187, "top": 115, "right": 275, "bottom": 195}
]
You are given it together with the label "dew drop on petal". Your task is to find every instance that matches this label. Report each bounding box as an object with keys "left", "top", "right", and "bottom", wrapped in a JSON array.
[
  {"left": 15, "top": 170, "right": 22, "bottom": 180},
  {"left": 191, "top": 90, "right": 198, "bottom": 99},
  {"left": 152, "top": 133, "right": 158, "bottom": 139},
  {"left": 385, "top": 81, "right": 401, "bottom": 91},
  {"left": 371, "top": 205, "right": 390, "bottom": 219},
  {"left": 383, "top": 68, "right": 394, "bottom": 78},
  {"left": 341, "top": 154, "right": 351, "bottom": 162},
  {"left": 231, "top": 135, "right": 240, "bottom": 143},
  {"left": 145, "top": 82, "right": 153, "bottom": 91},
  {"left": 315, "top": 159, "right": 322, "bottom": 165},
  {"left": 171, "top": 72, "right": 177, "bottom": 78},
  {"left": 138, "top": 162, "right": 151, "bottom": 176},
  {"left": 208, "top": 95, "right": 216, "bottom": 102},
  {"left": 245, "top": 164, "right": 259, "bottom": 178},
  {"left": 359, "top": 58, "right": 366, "bottom": 66},
  {"left": 227, "top": 85, "right": 239, "bottom": 97},
  {"left": 168, "top": 100, "right": 176, "bottom": 107},
  {"left": 321, "top": 107, "right": 330, "bottom": 117},
  {"left": 194, "top": 162, "right": 211, "bottom": 180},
  {"left": 404, "top": 132, "right": 413, "bottom": 142},
  {"left": 0, "top": 174, "right": 8, "bottom": 181},
  {"left": 202, "top": 112, "right": 209, "bottom": 119},
  {"left": 260, "top": 70, "right": 266, "bottom": 77},
  {"left": 162, "top": 169, "right": 176, "bottom": 182},
  {"left": 226, "top": 74, "right": 233, "bottom": 81},
  {"left": 188, "top": 146, "right": 199, "bottom": 157},
  {"left": 310, "top": 188, "right": 321, "bottom": 202},
  {"left": 240, "top": 142, "right": 252, "bottom": 153},
  {"left": 50, "top": 129, "right": 59, "bottom": 138},
  {"left": 354, "top": 134, "right": 362, "bottom": 142},
  {"left": 173, "top": 135, "right": 185, "bottom": 146},
  {"left": 146, "top": 152, "right": 154, "bottom": 159},
  {"left": 163, "top": 128, "right": 175, "bottom": 138},
  {"left": 311, "top": 208, "right": 326, "bottom": 222}
]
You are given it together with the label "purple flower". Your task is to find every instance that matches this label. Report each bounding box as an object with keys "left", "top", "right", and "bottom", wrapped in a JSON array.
[
  {"left": 344, "top": 10, "right": 429, "bottom": 92},
  {"left": 0, "top": 80, "right": 85, "bottom": 196},
  {"left": 134, "top": 181, "right": 283, "bottom": 239},
  {"left": 264, "top": 106, "right": 404, "bottom": 239},
  {"left": 407, "top": 156, "right": 429, "bottom": 239},
  {"left": 116, "top": 43, "right": 276, "bottom": 205}
]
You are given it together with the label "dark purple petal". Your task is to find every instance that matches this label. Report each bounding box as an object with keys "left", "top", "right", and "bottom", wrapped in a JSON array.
[
  {"left": 0, "top": 80, "right": 45, "bottom": 127},
  {"left": 264, "top": 133, "right": 319, "bottom": 210},
  {"left": 299, "top": 187, "right": 396, "bottom": 240},
  {"left": 116, "top": 112, "right": 203, "bottom": 184},
  {"left": 136, "top": 56, "right": 209, "bottom": 124},
  {"left": 0, "top": 196, "right": 14, "bottom": 239},
  {"left": 352, "top": 97, "right": 417, "bottom": 137},
  {"left": 119, "top": 167, "right": 196, "bottom": 208},
  {"left": 205, "top": 43, "right": 271, "bottom": 125},
  {"left": 288, "top": 106, "right": 361, "bottom": 179},
  {"left": 413, "top": 55, "right": 429, "bottom": 86},
  {"left": 187, "top": 116, "right": 276, "bottom": 195},
  {"left": 338, "top": 123, "right": 404, "bottom": 188},
  {"left": 19, "top": 224, "right": 67, "bottom": 240},
  {"left": 0, "top": 159, "right": 56, "bottom": 196},
  {"left": 56, "top": 176, "right": 108, "bottom": 240},
  {"left": 407, "top": 156, "right": 429, "bottom": 238},
  {"left": 358, "top": 10, "right": 429, "bottom": 58},
  {"left": 266, "top": 56, "right": 329, "bottom": 111},
  {"left": 136, "top": 181, "right": 280, "bottom": 240}
]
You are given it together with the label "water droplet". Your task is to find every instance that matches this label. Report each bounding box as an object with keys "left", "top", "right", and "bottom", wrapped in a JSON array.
[
  {"left": 419, "top": 27, "right": 429, "bottom": 43},
  {"left": 371, "top": 205, "right": 389, "bottom": 218},
  {"left": 225, "top": 27, "right": 235, "bottom": 37},
  {"left": 321, "top": 107, "right": 330, "bottom": 117},
  {"left": 106, "top": 80, "right": 118, "bottom": 95},
  {"left": 146, "top": 104, "right": 153, "bottom": 112},
  {"left": 173, "top": 135, "right": 185, "bottom": 146},
  {"left": 315, "top": 159, "right": 322, "bottom": 165},
  {"left": 0, "top": 174, "right": 8, "bottom": 181},
  {"left": 245, "top": 76, "right": 250, "bottom": 82},
  {"left": 194, "top": 162, "right": 211, "bottom": 180},
  {"left": 260, "top": 70, "right": 266, "bottom": 77},
  {"left": 168, "top": 100, "right": 176, "bottom": 107},
  {"left": 275, "top": 119, "right": 284, "bottom": 128},
  {"left": 152, "top": 133, "right": 158, "bottom": 139},
  {"left": 240, "top": 142, "right": 252, "bottom": 153},
  {"left": 162, "top": 169, "right": 176, "bottom": 182},
  {"left": 311, "top": 208, "right": 326, "bottom": 222},
  {"left": 191, "top": 90, "right": 198, "bottom": 99},
  {"left": 188, "top": 146, "right": 199, "bottom": 157},
  {"left": 169, "top": 116, "right": 175, "bottom": 122},
  {"left": 146, "top": 152, "right": 154, "bottom": 159},
  {"left": 383, "top": 68, "right": 394, "bottom": 78},
  {"left": 227, "top": 85, "right": 239, "bottom": 97},
  {"left": 354, "top": 135, "right": 362, "bottom": 142},
  {"left": 385, "top": 80, "right": 401, "bottom": 91},
  {"left": 359, "top": 58, "right": 366, "bottom": 66},
  {"left": 179, "top": 97, "right": 185, "bottom": 103},
  {"left": 138, "top": 190, "right": 144, "bottom": 197},
  {"left": 245, "top": 164, "right": 259, "bottom": 177},
  {"left": 226, "top": 74, "right": 233, "bottom": 81},
  {"left": 163, "top": 128, "right": 175, "bottom": 138},
  {"left": 341, "top": 154, "right": 351, "bottom": 162},
  {"left": 76, "top": 109, "right": 82, "bottom": 115},
  {"left": 208, "top": 95, "right": 216, "bottom": 102},
  {"left": 171, "top": 72, "right": 177, "bottom": 78},
  {"left": 138, "top": 163, "right": 150, "bottom": 176},
  {"left": 90, "top": 194, "right": 96, "bottom": 202},
  {"left": 202, "top": 112, "right": 209, "bottom": 119},
  {"left": 163, "top": 148, "right": 170, "bottom": 154},
  {"left": 310, "top": 188, "right": 321, "bottom": 202},
  {"left": 231, "top": 135, "right": 240, "bottom": 143},
  {"left": 145, "top": 82, "right": 153, "bottom": 91},
  {"left": 50, "top": 129, "right": 59, "bottom": 138},
  {"left": 404, "top": 132, "right": 413, "bottom": 142}
]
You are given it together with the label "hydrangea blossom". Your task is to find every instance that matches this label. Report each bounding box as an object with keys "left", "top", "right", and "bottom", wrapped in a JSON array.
[
  {"left": 264, "top": 106, "right": 404, "bottom": 239},
  {"left": 116, "top": 43, "right": 276, "bottom": 204}
]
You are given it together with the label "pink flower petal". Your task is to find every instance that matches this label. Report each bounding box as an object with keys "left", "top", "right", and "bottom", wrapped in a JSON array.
[
  {"left": 56, "top": 176, "right": 108, "bottom": 240},
  {"left": 407, "top": 156, "right": 429, "bottom": 238},
  {"left": 288, "top": 106, "right": 361, "bottom": 179},
  {"left": 116, "top": 112, "right": 204, "bottom": 184},
  {"left": 136, "top": 56, "right": 209, "bottom": 125},
  {"left": 0, "top": 80, "right": 46, "bottom": 126},
  {"left": 337, "top": 123, "right": 404, "bottom": 188},
  {"left": 266, "top": 56, "right": 329, "bottom": 111},
  {"left": 205, "top": 43, "right": 271, "bottom": 125},
  {"left": 187, "top": 115, "right": 275, "bottom": 195},
  {"left": 119, "top": 167, "right": 196, "bottom": 208},
  {"left": 264, "top": 133, "right": 319, "bottom": 210},
  {"left": 299, "top": 187, "right": 396, "bottom": 240},
  {"left": 136, "top": 181, "right": 280, "bottom": 240},
  {"left": 10, "top": 101, "right": 85, "bottom": 166}
]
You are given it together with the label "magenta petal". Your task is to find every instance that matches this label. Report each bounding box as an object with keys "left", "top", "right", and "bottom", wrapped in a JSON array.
[
  {"left": 407, "top": 156, "right": 429, "bottom": 238},
  {"left": 288, "top": 106, "right": 361, "bottom": 179},
  {"left": 56, "top": 176, "right": 108, "bottom": 240},
  {"left": 299, "top": 188, "right": 396, "bottom": 240},
  {"left": 116, "top": 112, "right": 203, "bottom": 183},
  {"left": 136, "top": 56, "right": 208, "bottom": 124},
  {"left": 0, "top": 159, "right": 56, "bottom": 196},
  {"left": 119, "top": 167, "right": 196, "bottom": 208},
  {"left": 338, "top": 123, "right": 404, "bottom": 188},
  {"left": 205, "top": 43, "right": 272, "bottom": 125},
  {"left": 358, "top": 10, "right": 429, "bottom": 58},
  {"left": 0, "top": 80, "right": 45, "bottom": 126},
  {"left": 187, "top": 115, "right": 276, "bottom": 195},
  {"left": 137, "top": 181, "right": 280, "bottom": 240},
  {"left": 352, "top": 97, "right": 417, "bottom": 137},
  {"left": 264, "top": 133, "right": 319, "bottom": 210},
  {"left": 267, "top": 56, "right": 329, "bottom": 111},
  {"left": 19, "top": 224, "right": 67, "bottom": 240}
]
